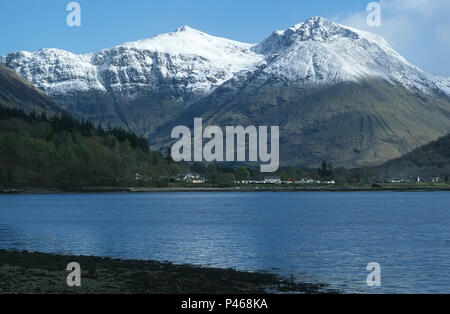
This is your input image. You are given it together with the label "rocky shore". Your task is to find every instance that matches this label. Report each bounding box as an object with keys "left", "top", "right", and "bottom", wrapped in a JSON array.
[{"left": 0, "top": 250, "right": 335, "bottom": 294}]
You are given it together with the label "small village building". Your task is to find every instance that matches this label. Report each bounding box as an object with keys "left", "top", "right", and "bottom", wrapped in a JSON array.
[
  {"left": 184, "top": 173, "right": 207, "bottom": 184},
  {"left": 264, "top": 176, "right": 281, "bottom": 184}
]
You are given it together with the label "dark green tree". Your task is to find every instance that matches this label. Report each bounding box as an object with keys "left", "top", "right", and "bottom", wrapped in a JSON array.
[{"left": 235, "top": 166, "right": 251, "bottom": 180}]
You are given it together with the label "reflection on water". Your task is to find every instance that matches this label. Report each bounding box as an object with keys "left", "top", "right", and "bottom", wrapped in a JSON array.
[
  {"left": 0, "top": 224, "right": 28, "bottom": 249},
  {"left": 0, "top": 191, "right": 449, "bottom": 293}
]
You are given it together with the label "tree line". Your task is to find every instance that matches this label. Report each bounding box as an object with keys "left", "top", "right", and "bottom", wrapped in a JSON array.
[{"left": 2, "top": 106, "right": 447, "bottom": 189}]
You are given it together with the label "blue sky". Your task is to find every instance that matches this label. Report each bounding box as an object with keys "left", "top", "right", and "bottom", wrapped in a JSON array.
[{"left": 1, "top": 0, "right": 449, "bottom": 75}]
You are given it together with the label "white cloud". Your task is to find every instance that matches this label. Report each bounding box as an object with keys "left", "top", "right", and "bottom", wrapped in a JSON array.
[{"left": 337, "top": 0, "right": 450, "bottom": 76}]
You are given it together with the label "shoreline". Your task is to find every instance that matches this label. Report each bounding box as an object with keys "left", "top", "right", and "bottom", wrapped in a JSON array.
[
  {"left": 0, "top": 250, "right": 335, "bottom": 294},
  {"left": 1, "top": 185, "right": 450, "bottom": 194}
]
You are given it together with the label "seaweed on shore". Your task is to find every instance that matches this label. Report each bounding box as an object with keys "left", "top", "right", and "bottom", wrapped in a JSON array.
[{"left": 0, "top": 250, "right": 337, "bottom": 294}]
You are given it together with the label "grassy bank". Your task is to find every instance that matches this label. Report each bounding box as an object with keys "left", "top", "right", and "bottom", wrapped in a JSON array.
[{"left": 0, "top": 250, "right": 335, "bottom": 294}]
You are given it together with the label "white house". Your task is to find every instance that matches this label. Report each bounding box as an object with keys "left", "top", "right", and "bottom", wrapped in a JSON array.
[
  {"left": 264, "top": 176, "right": 281, "bottom": 184},
  {"left": 184, "top": 173, "right": 207, "bottom": 184}
]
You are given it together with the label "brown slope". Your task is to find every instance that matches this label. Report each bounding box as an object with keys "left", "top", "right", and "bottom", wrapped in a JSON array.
[
  {"left": 149, "top": 79, "right": 450, "bottom": 168},
  {"left": 0, "top": 64, "right": 65, "bottom": 115}
]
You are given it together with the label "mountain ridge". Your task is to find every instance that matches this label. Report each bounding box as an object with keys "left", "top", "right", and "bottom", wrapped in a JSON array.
[{"left": 3, "top": 17, "right": 449, "bottom": 106}]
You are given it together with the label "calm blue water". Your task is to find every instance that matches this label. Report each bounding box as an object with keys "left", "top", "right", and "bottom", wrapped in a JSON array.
[{"left": 0, "top": 191, "right": 449, "bottom": 293}]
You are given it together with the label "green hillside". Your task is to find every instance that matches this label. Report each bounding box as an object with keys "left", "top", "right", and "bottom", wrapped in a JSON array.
[
  {"left": 0, "top": 107, "right": 189, "bottom": 188},
  {"left": 376, "top": 133, "right": 450, "bottom": 180}
]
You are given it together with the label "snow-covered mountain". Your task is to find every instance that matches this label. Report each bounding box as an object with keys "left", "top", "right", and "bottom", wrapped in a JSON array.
[
  {"left": 2, "top": 17, "right": 449, "bottom": 115},
  {"left": 118, "top": 25, "right": 263, "bottom": 92},
  {"left": 253, "top": 17, "right": 450, "bottom": 94},
  {"left": 2, "top": 16, "right": 450, "bottom": 167},
  {"left": 0, "top": 25, "right": 263, "bottom": 132}
]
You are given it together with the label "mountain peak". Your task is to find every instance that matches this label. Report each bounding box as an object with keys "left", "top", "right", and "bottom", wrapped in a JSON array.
[
  {"left": 254, "top": 16, "right": 392, "bottom": 57},
  {"left": 290, "top": 16, "right": 329, "bottom": 30},
  {"left": 174, "top": 25, "right": 201, "bottom": 33},
  {"left": 285, "top": 16, "right": 359, "bottom": 42}
]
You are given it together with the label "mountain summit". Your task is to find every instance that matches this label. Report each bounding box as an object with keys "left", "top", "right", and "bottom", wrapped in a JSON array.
[
  {"left": 2, "top": 17, "right": 450, "bottom": 167},
  {"left": 254, "top": 16, "right": 450, "bottom": 93}
]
